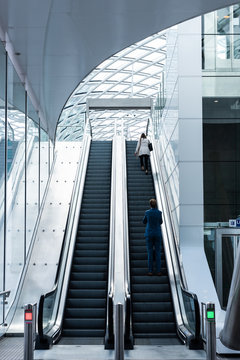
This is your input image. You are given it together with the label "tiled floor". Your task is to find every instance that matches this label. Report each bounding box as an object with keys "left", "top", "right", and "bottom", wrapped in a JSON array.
[{"left": 0, "top": 337, "right": 206, "bottom": 360}]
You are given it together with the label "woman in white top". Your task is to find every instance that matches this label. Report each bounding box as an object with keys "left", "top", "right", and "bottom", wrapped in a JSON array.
[{"left": 135, "top": 133, "right": 150, "bottom": 174}]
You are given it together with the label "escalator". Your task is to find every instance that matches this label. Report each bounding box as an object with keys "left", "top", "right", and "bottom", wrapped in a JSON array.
[
  {"left": 126, "top": 141, "right": 177, "bottom": 341},
  {"left": 61, "top": 140, "right": 112, "bottom": 340}
]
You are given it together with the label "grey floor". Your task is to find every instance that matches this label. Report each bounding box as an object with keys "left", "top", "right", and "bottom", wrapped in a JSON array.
[{"left": 0, "top": 337, "right": 207, "bottom": 360}]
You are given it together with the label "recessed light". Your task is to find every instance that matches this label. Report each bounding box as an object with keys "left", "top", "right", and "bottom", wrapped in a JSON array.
[{"left": 214, "top": 100, "right": 219, "bottom": 103}]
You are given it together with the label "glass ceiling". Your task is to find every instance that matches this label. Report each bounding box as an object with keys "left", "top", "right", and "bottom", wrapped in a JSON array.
[{"left": 56, "top": 31, "right": 166, "bottom": 141}]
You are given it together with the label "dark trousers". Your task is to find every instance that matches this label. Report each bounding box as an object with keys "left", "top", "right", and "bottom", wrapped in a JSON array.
[
  {"left": 140, "top": 155, "right": 149, "bottom": 171},
  {"left": 146, "top": 235, "right": 161, "bottom": 273}
]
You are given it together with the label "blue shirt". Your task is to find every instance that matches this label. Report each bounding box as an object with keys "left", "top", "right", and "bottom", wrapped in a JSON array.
[{"left": 143, "top": 208, "right": 163, "bottom": 237}]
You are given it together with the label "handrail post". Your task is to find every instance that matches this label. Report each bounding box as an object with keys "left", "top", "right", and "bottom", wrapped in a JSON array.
[
  {"left": 205, "top": 302, "right": 216, "bottom": 360},
  {"left": 24, "top": 303, "right": 37, "bottom": 360},
  {"left": 115, "top": 303, "right": 124, "bottom": 360}
]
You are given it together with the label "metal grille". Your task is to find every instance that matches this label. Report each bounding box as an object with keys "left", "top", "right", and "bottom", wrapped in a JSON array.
[{"left": 0, "top": 337, "right": 24, "bottom": 360}]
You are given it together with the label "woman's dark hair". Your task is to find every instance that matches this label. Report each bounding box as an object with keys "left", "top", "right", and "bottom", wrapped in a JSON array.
[
  {"left": 141, "top": 133, "right": 146, "bottom": 139},
  {"left": 150, "top": 199, "right": 157, "bottom": 208}
]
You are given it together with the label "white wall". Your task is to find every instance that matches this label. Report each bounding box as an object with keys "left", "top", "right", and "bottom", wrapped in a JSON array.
[{"left": 160, "top": 18, "right": 225, "bottom": 335}]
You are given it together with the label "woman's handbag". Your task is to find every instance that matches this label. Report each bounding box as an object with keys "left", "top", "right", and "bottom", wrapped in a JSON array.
[{"left": 148, "top": 142, "right": 153, "bottom": 151}]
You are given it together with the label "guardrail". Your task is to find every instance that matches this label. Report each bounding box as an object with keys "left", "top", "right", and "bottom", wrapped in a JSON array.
[{"left": 0, "top": 290, "right": 10, "bottom": 329}]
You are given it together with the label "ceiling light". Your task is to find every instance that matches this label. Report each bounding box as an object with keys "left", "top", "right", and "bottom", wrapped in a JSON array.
[{"left": 214, "top": 100, "right": 219, "bottom": 103}]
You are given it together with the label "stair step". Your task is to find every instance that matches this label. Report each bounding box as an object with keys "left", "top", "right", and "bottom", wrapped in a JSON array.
[
  {"left": 63, "top": 318, "right": 105, "bottom": 329},
  {"left": 69, "top": 280, "right": 107, "bottom": 289},
  {"left": 65, "top": 308, "right": 105, "bottom": 318},
  {"left": 62, "top": 329, "right": 105, "bottom": 337}
]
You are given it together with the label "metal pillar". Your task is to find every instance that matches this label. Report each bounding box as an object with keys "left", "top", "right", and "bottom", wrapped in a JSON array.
[
  {"left": 115, "top": 303, "right": 124, "bottom": 360},
  {"left": 205, "top": 302, "right": 216, "bottom": 360},
  {"left": 24, "top": 303, "right": 37, "bottom": 360}
]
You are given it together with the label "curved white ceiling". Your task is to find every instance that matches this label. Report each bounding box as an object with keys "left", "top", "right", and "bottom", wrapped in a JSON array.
[{"left": 0, "top": 0, "right": 238, "bottom": 139}]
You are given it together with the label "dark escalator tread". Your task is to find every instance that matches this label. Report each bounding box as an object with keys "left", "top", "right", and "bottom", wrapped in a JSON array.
[
  {"left": 132, "top": 292, "right": 172, "bottom": 302},
  {"left": 71, "top": 264, "right": 108, "bottom": 272},
  {"left": 133, "top": 322, "right": 176, "bottom": 334},
  {"left": 126, "top": 140, "right": 177, "bottom": 340},
  {"left": 65, "top": 308, "right": 105, "bottom": 318},
  {"left": 68, "top": 289, "right": 106, "bottom": 298},
  {"left": 63, "top": 319, "right": 105, "bottom": 329},
  {"left": 133, "top": 312, "right": 175, "bottom": 322},
  {"left": 66, "top": 298, "right": 106, "bottom": 308},
  {"left": 62, "top": 329, "right": 105, "bottom": 337},
  {"left": 62, "top": 141, "right": 112, "bottom": 340},
  {"left": 71, "top": 272, "right": 107, "bottom": 281},
  {"left": 69, "top": 280, "right": 107, "bottom": 289}
]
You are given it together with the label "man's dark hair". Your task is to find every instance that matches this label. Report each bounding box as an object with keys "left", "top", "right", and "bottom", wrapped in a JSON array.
[{"left": 150, "top": 199, "right": 157, "bottom": 208}]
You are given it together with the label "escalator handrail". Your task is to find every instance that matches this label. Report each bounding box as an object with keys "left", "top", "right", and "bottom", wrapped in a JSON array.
[
  {"left": 122, "top": 138, "right": 133, "bottom": 347},
  {"left": 37, "top": 123, "right": 91, "bottom": 345},
  {"left": 148, "top": 117, "right": 202, "bottom": 347},
  {"left": 105, "top": 136, "right": 116, "bottom": 348}
]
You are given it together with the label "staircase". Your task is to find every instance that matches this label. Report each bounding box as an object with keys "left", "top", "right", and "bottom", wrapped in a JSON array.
[
  {"left": 126, "top": 141, "right": 177, "bottom": 340},
  {"left": 62, "top": 141, "right": 112, "bottom": 340}
]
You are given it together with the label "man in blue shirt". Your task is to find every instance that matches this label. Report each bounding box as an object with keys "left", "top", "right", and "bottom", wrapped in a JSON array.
[{"left": 143, "top": 199, "right": 163, "bottom": 276}]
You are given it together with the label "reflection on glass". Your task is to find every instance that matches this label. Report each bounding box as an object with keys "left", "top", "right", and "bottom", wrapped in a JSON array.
[
  {"left": 217, "top": 7, "right": 230, "bottom": 34},
  {"left": 42, "top": 292, "right": 56, "bottom": 333},
  {"left": 182, "top": 292, "right": 196, "bottom": 334},
  {"left": 26, "top": 99, "right": 39, "bottom": 252},
  {"left": 40, "top": 129, "right": 49, "bottom": 204},
  {"left": 233, "top": 35, "right": 240, "bottom": 59},
  {"left": 222, "top": 236, "right": 236, "bottom": 308},
  {"left": 49, "top": 140, "right": 54, "bottom": 171},
  {"left": 216, "top": 35, "right": 230, "bottom": 60},
  {"left": 6, "top": 59, "right": 25, "bottom": 309},
  {"left": 203, "top": 5, "right": 240, "bottom": 71}
]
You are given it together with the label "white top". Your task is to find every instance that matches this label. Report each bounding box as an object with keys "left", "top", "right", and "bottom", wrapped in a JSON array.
[{"left": 135, "top": 137, "right": 150, "bottom": 156}]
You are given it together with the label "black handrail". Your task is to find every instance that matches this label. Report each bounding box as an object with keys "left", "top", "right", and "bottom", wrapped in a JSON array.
[
  {"left": 181, "top": 289, "right": 203, "bottom": 349},
  {"left": 124, "top": 294, "right": 133, "bottom": 349},
  {"left": 104, "top": 294, "right": 114, "bottom": 349}
]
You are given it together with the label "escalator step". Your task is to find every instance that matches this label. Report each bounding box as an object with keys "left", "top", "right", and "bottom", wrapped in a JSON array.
[
  {"left": 68, "top": 289, "right": 106, "bottom": 299},
  {"left": 62, "top": 329, "right": 105, "bottom": 337},
  {"left": 69, "top": 280, "right": 107, "bottom": 289},
  {"left": 66, "top": 298, "right": 106, "bottom": 308},
  {"left": 65, "top": 308, "right": 105, "bottom": 318},
  {"left": 62, "top": 141, "right": 111, "bottom": 340}
]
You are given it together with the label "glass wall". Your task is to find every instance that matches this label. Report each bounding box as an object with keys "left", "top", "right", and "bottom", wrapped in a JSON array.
[
  {"left": 152, "top": 26, "right": 180, "bottom": 239},
  {"left": 203, "top": 4, "right": 240, "bottom": 71},
  {"left": 26, "top": 99, "right": 39, "bottom": 251},
  {"left": 6, "top": 59, "right": 25, "bottom": 299},
  {"left": 40, "top": 128, "right": 49, "bottom": 204},
  {"left": 0, "top": 40, "right": 54, "bottom": 331}
]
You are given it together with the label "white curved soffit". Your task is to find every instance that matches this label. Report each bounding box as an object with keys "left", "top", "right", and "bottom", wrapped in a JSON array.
[{"left": 0, "top": 0, "right": 239, "bottom": 140}]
